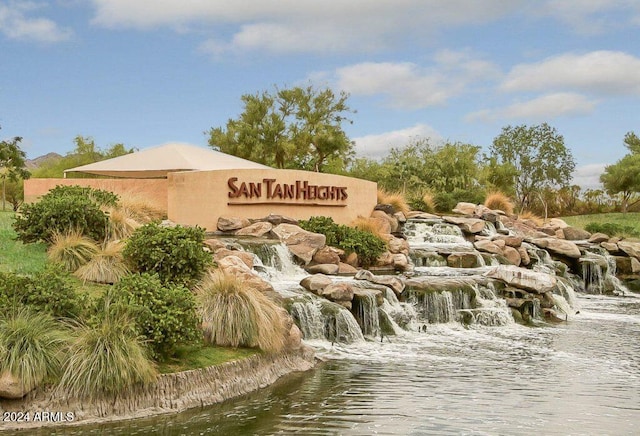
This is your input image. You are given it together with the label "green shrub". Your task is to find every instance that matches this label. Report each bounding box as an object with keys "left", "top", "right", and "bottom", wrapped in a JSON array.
[
  {"left": 104, "top": 273, "right": 200, "bottom": 360},
  {"left": 13, "top": 194, "right": 109, "bottom": 244},
  {"left": 433, "top": 188, "right": 485, "bottom": 213},
  {"left": 57, "top": 298, "right": 157, "bottom": 399},
  {"left": 123, "top": 223, "right": 211, "bottom": 285},
  {"left": 298, "top": 216, "right": 386, "bottom": 267},
  {"left": 0, "top": 265, "right": 84, "bottom": 319},
  {"left": 46, "top": 185, "right": 119, "bottom": 207},
  {"left": 585, "top": 222, "right": 640, "bottom": 238},
  {"left": 0, "top": 307, "right": 70, "bottom": 393}
]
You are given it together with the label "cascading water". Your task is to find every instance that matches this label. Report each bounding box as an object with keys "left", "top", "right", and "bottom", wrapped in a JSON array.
[{"left": 352, "top": 291, "right": 380, "bottom": 338}]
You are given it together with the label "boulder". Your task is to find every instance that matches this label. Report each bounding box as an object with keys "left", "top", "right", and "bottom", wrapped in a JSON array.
[
  {"left": 392, "top": 253, "right": 412, "bottom": 272},
  {"left": 388, "top": 236, "right": 410, "bottom": 255},
  {"left": 300, "top": 274, "right": 333, "bottom": 292},
  {"left": 271, "top": 224, "right": 326, "bottom": 264},
  {"left": 213, "top": 249, "right": 255, "bottom": 269},
  {"left": 474, "top": 239, "right": 503, "bottom": 255},
  {"left": 601, "top": 241, "right": 619, "bottom": 253},
  {"left": 452, "top": 202, "right": 477, "bottom": 215},
  {"left": 562, "top": 226, "right": 591, "bottom": 241},
  {"left": 548, "top": 218, "right": 569, "bottom": 229},
  {"left": 306, "top": 263, "right": 340, "bottom": 275},
  {"left": 370, "top": 210, "right": 395, "bottom": 233},
  {"left": 235, "top": 222, "right": 273, "bottom": 237},
  {"left": 618, "top": 241, "right": 640, "bottom": 261},
  {"left": 492, "top": 235, "right": 523, "bottom": 247},
  {"left": 443, "top": 216, "right": 486, "bottom": 234},
  {"left": 352, "top": 288, "right": 385, "bottom": 306},
  {"left": 447, "top": 252, "right": 481, "bottom": 268},
  {"left": 503, "top": 246, "right": 522, "bottom": 266},
  {"left": 338, "top": 262, "right": 359, "bottom": 274},
  {"left": 0, "top": 371, "right": 35, "bottom": 399},
  {"left": 531, "top": 238, "right": 582, "bottom": 259},
  {"left": 285, "top": 324, "right": 303, "bottom": 350},
  {"left": 393, "top": 211, "right": 407, "bottom": 224},
  {"left": 517, "top": 246, "right": 531, "bottom": 266},
  {"left": 312, "top": 246, "right": 341, "bottom": 265},
  {"left": 615, "top": 256, "right": 640, "bottom": 274},
  {"left": 343, "top": 251, "right": 359, "bottom": 267},
  {"left": 252, "top": 213, "right": 298, "bottom": 226},
  {"left": 217, "top": 216, "right": 251, "bottom": 232},
  {"left": 204, "top": 238, "right": 227, "bottom": 252},
  {"left": 484, "top": 265, "right": 557, "bottom": 293},
  {"left": 588, "top": 232, "right": 610, "bottom": 244},
  {"left": 374, "top": 203, "right": 395, "bottom": 214},
  {"left": 216, "top": 256, "right": 274, "bottom": 293},
  {"left": 355, "top": 269, "right": 405, "bottom": 295},
  {"left": 320, "top": 283, "right": 354, "bottom": 302}
]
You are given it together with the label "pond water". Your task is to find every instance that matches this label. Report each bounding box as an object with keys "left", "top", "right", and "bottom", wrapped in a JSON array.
[{"left": 24, "top": 292, "right": 639, "bottom": 436}]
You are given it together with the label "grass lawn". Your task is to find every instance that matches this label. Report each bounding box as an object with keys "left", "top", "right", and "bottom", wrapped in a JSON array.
[
  {"left": 157, "top": 344, "right": 259, "bottom": 374},
  {"left": 0, "top": 210, "right": 47, "bottom": 274},
  {"left": 562, "top": 212, "right": 640, "bottom": 238}
]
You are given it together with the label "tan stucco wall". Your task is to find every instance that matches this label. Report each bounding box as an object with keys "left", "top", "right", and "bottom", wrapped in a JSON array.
[
  {"left": 24, "top": 178, "right": 169, "bottom": 211},
  {"left": 168, "top": 169, "right": 377, "bottom": 230}
]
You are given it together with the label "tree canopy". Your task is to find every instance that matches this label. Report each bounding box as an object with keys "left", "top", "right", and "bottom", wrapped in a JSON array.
[
  {"left": 32, "top": 135, "right": 133, "bottom": 178},
  {"left": 0, "top": 128, "right": 30, "bottom": 211},
  {"left": 488, "top": 123, "right": 575, "bottom": 210},
  {"left": 207, "top": 85, "right": 355, "bottom": 172},
  {"left": 600, "top": 131, "right": 640, "bottom": 213}
]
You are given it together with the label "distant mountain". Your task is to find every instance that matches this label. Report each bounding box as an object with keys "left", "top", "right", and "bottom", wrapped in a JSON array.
[{"left": 25, "top": 152, "right": 63, "bottom": 170}]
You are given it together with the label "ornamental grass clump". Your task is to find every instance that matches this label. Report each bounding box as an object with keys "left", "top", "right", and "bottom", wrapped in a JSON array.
[
  {"left": 377, "top": 190, "right": 410, "bottom": 214},
  {"left": 103, "top": 206, "right": 141, "bottom": 241},
  {"left": 484, "top": 191, "right": 515, "bottom": 215},
  {"left": 47, "top": 230, "right": 100, "bottom": 272},
  {"left": 117, "top": 193, "right": 166, "bottom": 223},
  {"left": 0, "top": 307, "right": 69, "bottom": 395},
  {"left": 519, "top": 210, "right": 545, "bottom": 226},
  {"left": 196, "top": 270, "right": 286, "bottom": 354},
  {"left": 74, "top": 241, "right": 130, "bottom": 284},
  {"left": 351, "top": 216, "right": 389, "bottom": 240},
  {"left": 57, "top": 299, "right": 157, "bottom": 400}
]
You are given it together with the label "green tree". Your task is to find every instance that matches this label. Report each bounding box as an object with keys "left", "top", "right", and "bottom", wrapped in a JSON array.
[
  {"left": 0, "top": 130, "right": 30, "bottom": 211},
  {"left": 488, "top": 123, "right": 575, "bottom": 210},
  {"left": 208, "top": 85, "right": 355, "bottom": 172},
  {"left": 600, "top": 133, "right": 640, "bottom": 213},
  {"left": 33, "top": 135, "right": 133, "bottom": 178}
]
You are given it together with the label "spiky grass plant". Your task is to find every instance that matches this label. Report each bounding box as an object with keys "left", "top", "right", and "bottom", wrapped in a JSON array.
[
  {"left": 47, "top": 230, "right": 100, "bottom": 272},
  {"left": 377, "top": 190, "right": 410, "bottom": 215},
  {"left": 0, "top": 307, "right": 69, "bottom": 395},
  {"left": 103, "top": 206, "right": 141, "bottom": 241},
  {"left": 74, "top": 241, "right": 130, "bottom": 284},
  {"left": 117, "top": 193, "right": 166, "bottom": 223},
  {"left": 519, "top": 210, "right": 545, "bottom": 227},
  {"left": 421, "top": 191, "right": 436, "bottom": 213},
  {"left": 352, "top": 216, "right": 389, "bottom": 240},
  {"left": 57, "top": 298, "right": 157, "bottom": 399},
  {"left": 196, "top": 270, "right": 286, "bottom": 354},
  {"left": 484, "top": 191, "right": 515, "bottom": 215}
]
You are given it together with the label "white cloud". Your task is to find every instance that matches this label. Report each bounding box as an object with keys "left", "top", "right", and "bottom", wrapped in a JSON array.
[
  {"left": 353, "top": 123, "right": 443, "bottom": 159},
  {"left": 331, "top": 52, "right": 499, "bottom": 110},
  {"left": 90, "top": 0, "right": 520, "bottom": 54},
  {"left": 539, "top": 0, "right": 640, "bottom": 34},
  {"left": 467, "top": 93, "right": 596, "bottom": 122},
  {"left": 572, "top": 163, "right": 606, "bottom": 190},
  {"left": 0, "top": 2, "right": 72, "bottom": 43},
  {"left": 502, "top": 51, "right": 640, "bottom": 95}
]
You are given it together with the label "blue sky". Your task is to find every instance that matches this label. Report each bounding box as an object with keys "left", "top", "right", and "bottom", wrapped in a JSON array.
[{"left": 2, "top": 1, "right": 640, "bottom": 188}]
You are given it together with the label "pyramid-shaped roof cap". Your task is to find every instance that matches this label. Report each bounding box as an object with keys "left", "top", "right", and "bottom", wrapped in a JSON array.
[{"left": 64, "top": 142, "right": 271, "bottom": 178}]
